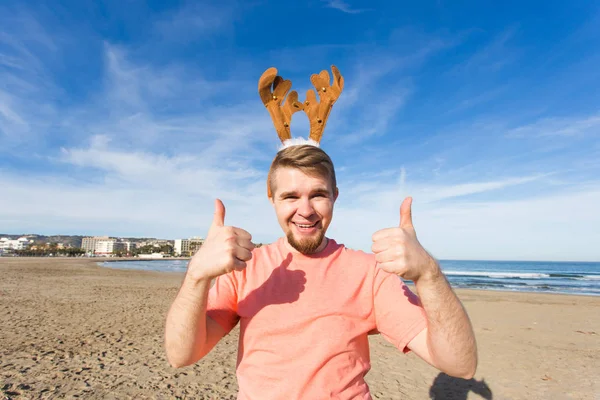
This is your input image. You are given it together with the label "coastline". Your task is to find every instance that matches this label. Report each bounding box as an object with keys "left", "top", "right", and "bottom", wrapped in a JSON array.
[
  {"left": 1, "top": 257, "right": 598, "bottom": 399},
  {"left": 96, "top": 257, "right": 600, "bottom": 297}
]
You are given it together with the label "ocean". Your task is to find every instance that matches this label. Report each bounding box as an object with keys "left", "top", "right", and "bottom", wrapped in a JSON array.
[{"left": 101, "top": 259, "right": 600, "bottom": 297}]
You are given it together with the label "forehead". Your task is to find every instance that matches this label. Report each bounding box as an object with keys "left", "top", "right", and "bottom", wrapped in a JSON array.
[{"left": 272, "top": 167, "right": 331, "bottom": 193}]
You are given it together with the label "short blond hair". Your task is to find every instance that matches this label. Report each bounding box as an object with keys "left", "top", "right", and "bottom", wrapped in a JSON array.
[{"left": 267, "top": 145, "right": 337, "bottom": 198}]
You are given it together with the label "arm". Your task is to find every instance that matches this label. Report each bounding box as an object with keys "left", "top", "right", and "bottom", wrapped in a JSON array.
[
  {"left": 407, "top": 261, "right": 477, "bottom": 378},
  {"left": 372, "top": 197, "right": 477, "bottom": 378},
  {"left": 164, "top": 199, "right": 253, "bottom": 368},
  {"left": 164, "top": 274, "right": 227, "bottom": 368}
]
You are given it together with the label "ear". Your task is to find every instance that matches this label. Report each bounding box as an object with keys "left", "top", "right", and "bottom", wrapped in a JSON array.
[{"left": 333, "top": 187, "right": 339, "bottom": 202}]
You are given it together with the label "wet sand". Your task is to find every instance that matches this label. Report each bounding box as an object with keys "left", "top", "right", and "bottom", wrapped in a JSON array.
[{"left": 1, "top": 257, "right": 598, "bottom": 399}]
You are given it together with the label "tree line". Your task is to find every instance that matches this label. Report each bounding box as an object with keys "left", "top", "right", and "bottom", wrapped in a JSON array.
[{"left": 13, "top": 247, "right": 86, "bottom": 257}]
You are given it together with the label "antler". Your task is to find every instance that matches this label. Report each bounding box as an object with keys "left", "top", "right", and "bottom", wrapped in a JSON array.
[
  {"left": 303, "top": 65, "right": 344, "bottom": 143},
  {"left": 258, "top": 67, "right": 304, "bottom": 143}
]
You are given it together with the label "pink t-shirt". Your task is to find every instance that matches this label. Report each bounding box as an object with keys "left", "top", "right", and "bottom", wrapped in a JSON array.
[{"left": 207, "top": 237, "right": 427, "bottom": 400}]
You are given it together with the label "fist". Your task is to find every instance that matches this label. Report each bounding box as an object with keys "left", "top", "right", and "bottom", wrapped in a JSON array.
[
  {"left": 371, "top": 197, "right": 438, "bottom": 282},
  {"left": 187, "top": 199, "right": 254, "bottom": 282}
]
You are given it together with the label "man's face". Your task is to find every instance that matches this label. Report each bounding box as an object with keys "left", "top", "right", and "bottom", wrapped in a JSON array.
[{"left": 270, "top": 167, "right": 338, "bottom": 254}]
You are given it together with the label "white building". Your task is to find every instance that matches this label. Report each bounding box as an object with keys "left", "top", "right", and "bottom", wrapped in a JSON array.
[
  {"left": 82, "top": 236, "right": 110, "bottom": 253},
  {"left": 173, "top": 239, "right": 186, "bottom": 256},
  {"left": 122, "top": 241, "right": 135, "bottom": 253},
  {"left": 81, "top": 236, "right": 130, "bottom": 257},
  {"left": 94, "top": 239, "right": 117, "bottom": 256},
  {"left": 174, "top": 237, "right": 204, "bottom": 256},
  {"left": 137, "top": 239, "right": 171, "bottom": 248},
  {"left": 0, "top": 237, "right": 30, "bottom": 252}
]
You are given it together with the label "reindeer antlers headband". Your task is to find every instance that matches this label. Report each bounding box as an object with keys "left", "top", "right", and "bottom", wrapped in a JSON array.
[{"left": 258, "top": 65, "right": 344, "bottom": 149}]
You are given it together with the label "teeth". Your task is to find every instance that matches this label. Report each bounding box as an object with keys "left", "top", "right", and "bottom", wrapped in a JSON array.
[{"left": 296, "top": 223, "right": 316, "bottom": 228}]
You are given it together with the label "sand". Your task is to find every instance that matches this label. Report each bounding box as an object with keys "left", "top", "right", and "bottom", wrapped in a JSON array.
[{"left": 0, "top": 257, "right": 598, "bottom": 400}]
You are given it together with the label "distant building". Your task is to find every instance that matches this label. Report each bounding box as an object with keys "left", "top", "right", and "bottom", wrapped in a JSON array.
[
  {"left": 137, "top": 239, "right": 172, "bottom": 248},
  {"left": 81, "top": 236, "right": 131, "bottom": 257},
  {"left": 95, "top": 239, "right": 125, "bottom": 257},
  {"left": 122, "top": 241, "right": 135, "bottom": 253},
  {"left": 173, "top": 239, "right": 187, "bottom": 256},
  {"left": 82, "top": 236, "right": 110, "bottom": 253},
  {"left": 174, "top": 237, "right": 204, "bottom": 257},
  {"left": 0, "top": 237, "right": 30, "bottom": 253}
]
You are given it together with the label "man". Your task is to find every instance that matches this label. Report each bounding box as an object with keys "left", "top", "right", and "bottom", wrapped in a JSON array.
[{"left": 164, "top": 66, "right": 477, "bottom": 399}]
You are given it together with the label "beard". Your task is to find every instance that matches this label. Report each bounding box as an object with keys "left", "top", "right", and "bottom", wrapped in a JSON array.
[{"left": 286, "top": 229, "right": 326, "bottom": 254}]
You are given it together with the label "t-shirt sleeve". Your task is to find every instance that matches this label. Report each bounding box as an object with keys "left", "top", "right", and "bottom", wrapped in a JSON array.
[
  {"left": 206, "top": 272, "right": 240, "bottom": 334},
  {"left": 373, "top": 267, "right": 428, "bottom": 353}
]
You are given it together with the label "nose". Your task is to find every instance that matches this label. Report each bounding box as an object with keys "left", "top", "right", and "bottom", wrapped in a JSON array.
[{"left": 297, "top": 197, "right": 315, "bottom": 218}]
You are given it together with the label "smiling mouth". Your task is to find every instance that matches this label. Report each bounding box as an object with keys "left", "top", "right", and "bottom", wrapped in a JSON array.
[{"left": 293, "top": 222, "right": 319, "bottom": 229}]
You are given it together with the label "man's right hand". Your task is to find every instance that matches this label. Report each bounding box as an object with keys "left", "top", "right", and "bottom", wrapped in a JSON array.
[{"left": 186, "top": 199, "right": 254, "bottom": 282}]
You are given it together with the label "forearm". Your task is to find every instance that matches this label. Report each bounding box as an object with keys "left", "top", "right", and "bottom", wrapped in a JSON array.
[
  {"left": 414, "top": 260, "right": 478, "bottom": 378},
  {"left": 164, "top": 275, "right": 212, "bottom": 368}
]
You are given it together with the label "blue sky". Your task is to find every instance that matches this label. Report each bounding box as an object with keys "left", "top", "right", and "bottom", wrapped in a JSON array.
[{"left": 1, "top": 0, "right": 599, "bottom": 261}]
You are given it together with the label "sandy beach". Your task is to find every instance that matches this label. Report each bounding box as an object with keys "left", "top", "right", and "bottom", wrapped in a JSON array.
[{"left": 1, "top": 257, "right": 598, "bottom": 400}]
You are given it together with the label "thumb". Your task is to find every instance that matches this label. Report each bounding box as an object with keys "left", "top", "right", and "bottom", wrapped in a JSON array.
[
  {"left": 212, "top": 198, "right": 226, "bottom": 228},
  {"left": 399, "top": 196, "right": 414, "bottom": 229}
]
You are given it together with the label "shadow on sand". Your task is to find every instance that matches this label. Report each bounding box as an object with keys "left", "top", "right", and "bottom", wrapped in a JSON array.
[{"left": 429, "top": 373, "right": 493, "bottom": 400}]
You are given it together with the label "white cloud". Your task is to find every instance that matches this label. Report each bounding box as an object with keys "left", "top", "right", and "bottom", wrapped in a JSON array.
[
  {"left": 153, "top": 3, "right": 234, "bottom": 41},
  {"left": 450, "top": 27, "right": 520, "bottom": 74},
  {"left": 336, "top": 87, "right": 412, "bottom": 146},
  {"left": 441, "top": 85, "right": 508, "bottom": 116},
  {"left": 0, "top": 90, "right": 27, "bottom": 126},
  {"left": 0, "top": 168, "right": 278, "bottom": 242},
  {"left": 323, "top": 0, "right": 370, "bottom": 14},
  {"left": 3, "top": 165, "right": 596, "bottom": 261},
  {"left": 0, "top": 11, "right": 61, "bottom": 146},
  {"left": 325, "top": 32, "right": 462, "bottom": 147},
  {"left": 399, "top": 167, "right": 407, "bottom": 187},
  {"left": 1, "top": 6, "right": 598, "bottom": 263},
  {"left": 329, "top": 183, "right": 600, "bottom": 262},
  {"left": 56, "top": 133, "right": 268, "bottom": 201},
  {"left": 340, "top": 172, "right": 547, "bottom": 208},
  {"left": 506, "top": 113, "right": 600, "bottom": 138},
  {"left": 415, "top": 175, "right": 547, "bottom": 203},
  {"left": 53, "top": 42, "right": 277, "bottom": 160}
]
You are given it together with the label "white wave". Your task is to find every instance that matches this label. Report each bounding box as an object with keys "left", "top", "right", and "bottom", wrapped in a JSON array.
[
  {"left": 574, "top": 275, "right": 600, "bottom": 281},
  {"left": 443, "top": 270, "right": 550, "bottom": 279}
]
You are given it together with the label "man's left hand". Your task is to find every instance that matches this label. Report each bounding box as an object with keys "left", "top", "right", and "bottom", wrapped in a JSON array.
[{"left": 371, "top": 197, "right": 439, "bottom": 282}]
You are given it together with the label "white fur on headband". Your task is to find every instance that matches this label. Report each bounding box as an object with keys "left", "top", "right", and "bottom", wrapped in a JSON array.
[{"left": 279, "top": 137, "right": 320, "bottom": 151}]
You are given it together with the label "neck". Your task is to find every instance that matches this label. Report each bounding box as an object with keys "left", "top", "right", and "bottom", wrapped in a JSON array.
[{"left": 312, "top": 237, "right": 329, "bottom": 254}]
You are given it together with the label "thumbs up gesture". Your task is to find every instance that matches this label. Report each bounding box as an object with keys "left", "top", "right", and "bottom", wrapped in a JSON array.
[
  {"left": 186, "top": 199, "right": 255, "bottom": 282},
  {"left": 371, "top": 197, "right": 439, "bottom": 282}
]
